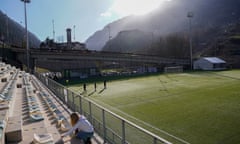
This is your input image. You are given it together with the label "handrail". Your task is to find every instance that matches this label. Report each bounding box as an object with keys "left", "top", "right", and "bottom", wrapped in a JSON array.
[
  {"left": 88, "top": 98, "right": 172, "bottom": 144},
  {"left": 35, "top": 73, "right": 173, "bottom": 144}
]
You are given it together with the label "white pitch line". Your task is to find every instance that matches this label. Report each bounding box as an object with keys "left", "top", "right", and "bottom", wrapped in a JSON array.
[{"left": 92, "top": 99, "right": 191, "bottom": 144}]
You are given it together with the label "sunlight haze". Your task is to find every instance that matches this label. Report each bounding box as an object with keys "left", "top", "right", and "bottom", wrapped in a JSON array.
[
  {"left": 110, "top": 0, "right": 163, "bottom": 16},
  {"left": 0, "top": 0, "right": 170, "bottom": 42}
]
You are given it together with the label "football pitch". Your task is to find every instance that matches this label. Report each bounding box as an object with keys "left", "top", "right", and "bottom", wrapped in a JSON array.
[{"left": 69, "top": 70, "right": 240, "bottom": 144}]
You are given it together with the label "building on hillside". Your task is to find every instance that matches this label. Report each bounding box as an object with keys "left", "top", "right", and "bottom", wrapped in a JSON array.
[{"left": 193, "top": 57, "right": 227, "bottom": 70}]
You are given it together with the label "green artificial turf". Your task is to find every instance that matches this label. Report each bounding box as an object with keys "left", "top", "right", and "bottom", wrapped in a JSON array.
[{"left": 70, "top": 70, "right": 240, "bottom": 144}]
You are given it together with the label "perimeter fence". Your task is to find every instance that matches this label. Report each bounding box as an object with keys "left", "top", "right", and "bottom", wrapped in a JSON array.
[{"left": 35, "top": 73, "right": 172, "bottom": 144}]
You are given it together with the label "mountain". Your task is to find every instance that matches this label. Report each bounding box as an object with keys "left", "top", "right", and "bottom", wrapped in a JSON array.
[
  {"left": 201, "top": 22, "right": 240, "bottom": 68},
  {"left": 0, "top": 10, "right": 40, "bottom": 48},
  {"left": 103, "top": 29, "right": 152, "bottom": 53},
  {"left": 86, "top": 0, "right": 240, "bottom": 55}
]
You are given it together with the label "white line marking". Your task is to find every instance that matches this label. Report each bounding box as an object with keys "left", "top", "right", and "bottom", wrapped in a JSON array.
[{"left": 92, "top": 99, "right": 190, "bottom": 144}]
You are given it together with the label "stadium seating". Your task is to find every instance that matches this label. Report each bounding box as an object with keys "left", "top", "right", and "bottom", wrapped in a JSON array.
[
  {"left": 0, "top": 120, "right": 5, "bottom": 140},
  {"left": 33, "top": 133, "right": 54, "bottom": 144},
  {"left": 23, "top": 74, "right": 44, "bottom": 122},
  {"left": 37, "top": 85, "right": 72, "bottom": 133}
]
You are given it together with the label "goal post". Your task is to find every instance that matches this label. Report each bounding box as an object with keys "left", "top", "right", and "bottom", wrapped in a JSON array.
[{"left": 164, "top": 66, "right": 183, "bottom": 73}]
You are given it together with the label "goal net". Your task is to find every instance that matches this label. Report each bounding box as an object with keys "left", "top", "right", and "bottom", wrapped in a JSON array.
[{"left": 164, "top": 66, "right": 183, "bottom": 73}]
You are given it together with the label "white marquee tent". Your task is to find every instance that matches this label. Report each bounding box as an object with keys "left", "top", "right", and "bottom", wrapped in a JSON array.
[{"left": 193, "top": 57, "right": 226, "bottom": 70}]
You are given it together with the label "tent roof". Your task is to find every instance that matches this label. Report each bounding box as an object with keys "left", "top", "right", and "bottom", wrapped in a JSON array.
[{"left": 203, "top": 57, "right": 226, "bottom": 63}]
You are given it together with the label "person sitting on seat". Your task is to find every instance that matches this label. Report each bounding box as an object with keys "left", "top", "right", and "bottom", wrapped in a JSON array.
[{"left": 61, "top": 112, "right": 94, "bottom": 144}]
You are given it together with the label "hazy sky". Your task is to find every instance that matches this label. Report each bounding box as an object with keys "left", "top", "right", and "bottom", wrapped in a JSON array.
[{"left": 0, "top": 0, "right": 165, "bottom": 42}]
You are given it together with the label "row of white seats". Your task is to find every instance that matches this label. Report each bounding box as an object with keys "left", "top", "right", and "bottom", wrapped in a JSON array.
[
  {"left": 0, "top": 69, "right": 18, "bottom": 103},
  {"left": 31, "top": 77, "right": 71, "bottom": 132},
  {"left": 22, "top": 74, "right": 55, "bottom": 144},
  {"left": 0, "top": 63, "right": 14, "bottom": 76},
  {"left": 23, "top": 74, "right": 44, "bottom": 122},
  {"left": 0, "top": 64, "right": 19, "bottom": 144}
]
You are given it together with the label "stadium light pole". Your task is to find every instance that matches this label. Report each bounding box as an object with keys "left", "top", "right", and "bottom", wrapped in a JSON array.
[
  {"left": 107, "top": 26, "right": 111, "bottom": 41},
  {"left": 4, "top": 14, "right": 9, "bottom": 45},
  {"left": 187, "top": 11, "right": 193, "bottom": 70},
  {"left": 1, "top": 35, "right": 4, "bottom": 61},
  {"left": 21, "top": 0, "right": 30, "bottom": 73},
  {"left": 107, "top": 25, "right": 111, "bottom": 50}
]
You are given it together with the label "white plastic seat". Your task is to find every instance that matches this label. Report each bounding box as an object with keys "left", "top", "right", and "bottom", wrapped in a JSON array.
[
  {"left": 30, "top": 113, "right": 44, "bottom": 121},
  {"left": 33, "top": 133, "right": 54, "bottom": 144},
  {"left": 60, "top": 119, "right": 71, "bottom": 132},
  {"left": 0, "top": 120, "right": 5, "bottom": 140}
]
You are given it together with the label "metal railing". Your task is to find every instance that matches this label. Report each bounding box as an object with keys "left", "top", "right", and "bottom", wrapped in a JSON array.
[{"left": 35, "top": 73, "right": 172, "bottom": 144}]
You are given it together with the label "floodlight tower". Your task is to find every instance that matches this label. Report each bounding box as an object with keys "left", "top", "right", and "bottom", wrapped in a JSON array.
[
  {"left": 4, "top": 14, "right": 9, "bottom": 45},
  {"left": 187, "top": 11, "right": 194, "bottom": 70},
  {"left": 21, "top": 0, "right": 31, "bottom": 73},
  {"left": 107, "top": 26, "right": 111, "bottom": 41},
  {"left": 107, "top": 25, "right": 111, "bottom": 50}
]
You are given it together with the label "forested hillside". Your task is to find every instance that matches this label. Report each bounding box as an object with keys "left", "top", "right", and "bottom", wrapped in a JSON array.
[{"left": 0, "top": 10, "right": 40, "bottom": 48}]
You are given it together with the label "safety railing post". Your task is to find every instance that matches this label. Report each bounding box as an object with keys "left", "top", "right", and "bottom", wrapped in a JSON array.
[
  {"left": 102, "top": 109, "right": 106, "bottom": 143},
  {"left": 72, "top": 91, "right": 75, "bottom": 111},
  {"left": 122, "top": 120, "right": 126, "bottom": 144},
  {"left": 89, "top": 101, "right": 92, "bottom": 123},
  {"left": 153, "top": 137, "right": 157, "bottom": 144},
  {"left": 79, "top": 96, "right": 83, "bottom": 114}
]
